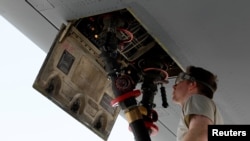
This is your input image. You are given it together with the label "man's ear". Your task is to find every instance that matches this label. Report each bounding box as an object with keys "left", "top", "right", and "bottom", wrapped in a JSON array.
[{"left": 188, "top": 81, "right": 197, "bottom": 91}]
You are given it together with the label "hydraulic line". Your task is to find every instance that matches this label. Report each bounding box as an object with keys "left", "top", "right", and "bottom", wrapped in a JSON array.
[
  {"left": 100, "top": 15, "right": 151, "bottom": 141},
  {"left": 139, "top": 70, "right": 160, "bottom": 136},
  {"left": 105, "top": 64, "right": 151, "bottom": 141}
]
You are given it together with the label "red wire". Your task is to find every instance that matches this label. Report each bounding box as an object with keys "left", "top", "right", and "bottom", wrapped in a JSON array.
[
  {"left": 117, "top": 28, "right": 134, "bottom": 43},
  {"left": 128, "top": 121, "right": 159, "bottom": 136},
  {"left": 150, "top": 109, "right": 158, "bottom": 122},
  {"left": 144, "top": 121, "right": 159, "bottom": 136},
  {"left": 110, "top": 90, "right": 141, "bottom": 107},
  {"left": 143, "top": 67, "right": 169, "bottom": 81},
  {"left": 117, "top": 28, "right": 134, "bottom": 50}
]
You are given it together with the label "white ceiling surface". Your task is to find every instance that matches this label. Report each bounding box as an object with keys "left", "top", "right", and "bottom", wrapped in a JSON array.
[{"left": 1, "top": 0, "right": 250, "bottom": 140}]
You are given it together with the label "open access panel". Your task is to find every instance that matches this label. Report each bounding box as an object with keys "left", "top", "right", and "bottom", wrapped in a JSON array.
[{"left": 33, "top": 8, "right": 182, "bottom": 140}]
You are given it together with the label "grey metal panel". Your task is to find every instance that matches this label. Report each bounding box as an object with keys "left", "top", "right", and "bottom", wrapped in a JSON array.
[{"left": 0, "top": 0, "right": 58, "bottom": 53}]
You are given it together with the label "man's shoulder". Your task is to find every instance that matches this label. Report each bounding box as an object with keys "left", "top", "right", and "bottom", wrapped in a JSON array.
[
  {"left": 188, "top": 94, "right": 212, "bottom": 102},
  {"left": 184, "top": 94, "right": 215, "bottom": 113}
]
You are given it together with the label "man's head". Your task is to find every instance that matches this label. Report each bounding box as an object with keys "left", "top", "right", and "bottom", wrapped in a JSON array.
[{"left": 172, "top": 66, "right": 217, "bottom": 106}]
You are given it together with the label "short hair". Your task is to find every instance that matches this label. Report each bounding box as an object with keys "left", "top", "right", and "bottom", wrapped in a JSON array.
[{"left": 186, "top": 66, "right": 218, "bottom": 99}]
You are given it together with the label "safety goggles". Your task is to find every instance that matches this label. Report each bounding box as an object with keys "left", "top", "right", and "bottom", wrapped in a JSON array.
[
  {"left": 174, "top": 72, "right": 215, "bottom": 93},
  {"left": 174, "top": 72, "right": 195, "bottom": 85}
]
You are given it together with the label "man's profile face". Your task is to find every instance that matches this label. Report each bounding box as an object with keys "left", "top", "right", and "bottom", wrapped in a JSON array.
[{"left": 172, "top": 80, "right": 190, "bottom": 105}]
